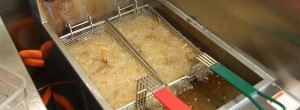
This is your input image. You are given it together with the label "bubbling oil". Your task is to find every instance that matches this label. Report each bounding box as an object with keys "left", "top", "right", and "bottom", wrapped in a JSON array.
[
  {"left": 178, "top": 75, "right": 240, "bottom": 110},
  {"left": 113, "top": 12, "right": 195, "bottom": 83},
  {"left": 66, "top": 30, "right": 149, "bottom": 109}
]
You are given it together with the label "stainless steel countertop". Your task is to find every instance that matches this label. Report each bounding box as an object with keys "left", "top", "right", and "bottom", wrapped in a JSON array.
[{"left": 0, "top": 16, "right": 46, "bottom": 110}]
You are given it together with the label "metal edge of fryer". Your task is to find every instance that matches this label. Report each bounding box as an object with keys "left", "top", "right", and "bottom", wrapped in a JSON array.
[{"left": 156, "top": 0, "right": 276, "bottom": 109}]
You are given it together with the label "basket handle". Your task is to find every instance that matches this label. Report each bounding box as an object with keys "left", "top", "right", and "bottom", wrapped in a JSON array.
[
  {"left": 211, "top": 63, "right": 286, "bottom": 110},
  {"left": 117, "top": 0, "right": 138, "bottom": 17},
  {"left": 154, "top": 88, "right": 191, "bottom": 110},
  {"left": 68, "top": 16, "right": 93, "bottom": 37}
]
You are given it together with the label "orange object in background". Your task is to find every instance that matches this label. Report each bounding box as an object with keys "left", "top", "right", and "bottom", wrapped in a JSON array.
[
  {"left": 19, "top": 50, "right": 43, "bottom": 59},
  {"left": 19, "top": 49, "right": 44, "bottom": 67},
  {"left": 42, "top": 87, "right": 52, "bottom": 105},
  {"left": 40, "top": 41, "right": 54, "bottom": 60},
  {"left": 11, "top": 17, "right": 73, "bottom": 110},
  {"left": 10, "top": 17, "right": 54, "bottom": 68},
  {"left": 42, "top": 87, "right": 75, "bottom": 110},
  {"left": 10, "top": 17, "right": 35, "bottom": 51},
  {"left": 53, "top": 91, "right": 75, "bottom": 110},
  {"left": 22, "top": 58, "right": 45, "bottom": 67},
  {"left": 19, "top": 41, "right": 54, "bottom": 68}
]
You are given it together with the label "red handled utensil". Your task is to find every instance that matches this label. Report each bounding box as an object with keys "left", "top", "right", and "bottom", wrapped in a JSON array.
[{"left": 136, "top": 75, "right": 191, "bottom": 110}]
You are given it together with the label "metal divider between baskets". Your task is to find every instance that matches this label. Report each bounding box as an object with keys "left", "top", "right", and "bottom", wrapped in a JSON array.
[{"left": 108, "top": 4, "right": 211, "bottom": 110}]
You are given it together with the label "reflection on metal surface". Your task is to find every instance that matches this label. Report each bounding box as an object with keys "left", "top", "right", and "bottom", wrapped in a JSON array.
[
  {"left": 0, "top": 16, "right": 46, "bottom": 110},
  {"left": 18, "top": 40, "right": 54, "bottom": 68},
  {"left": 169, "top": 0, "right": 300, "bottom": 99},
  {"left": 40, "top": 41, "right": 54, "bottom": 60},
  {"left": 9, "top": 17, "right": 34, "bottom": 50},
  {"left": 0, "top": 0, "right": 41, "bottom": 51}
]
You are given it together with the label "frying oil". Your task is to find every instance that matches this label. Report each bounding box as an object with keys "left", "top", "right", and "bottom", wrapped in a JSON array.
[
  {"left": 66, "top": 30, "right": 148, "bottom": 109},
  {"left": 178, "top": 75, "right": 240, "bottom": 110}
]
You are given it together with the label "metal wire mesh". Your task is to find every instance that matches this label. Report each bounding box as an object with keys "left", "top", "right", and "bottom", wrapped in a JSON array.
[
  {"left": 59, "top": 16, "right": 165, "bottom": 110},
  {"left": 60, "top": 20, "right": 105, "bottom": 45},
  {"left": 136, "top": 76, "right": 163, "bottom": 110},
  {"left": 108, "top": 4, "right": 211, "bottom": 109}
]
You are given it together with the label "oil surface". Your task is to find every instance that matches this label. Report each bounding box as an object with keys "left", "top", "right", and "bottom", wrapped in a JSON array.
[
  {"left": 178, "top": 75, "right": 240, "bottom": 110},
  {"left": 66, "top": 30, "right": 149, "bottom": 109}
]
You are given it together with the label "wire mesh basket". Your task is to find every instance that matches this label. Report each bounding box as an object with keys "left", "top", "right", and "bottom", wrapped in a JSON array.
[
  {"left": 60, "top": 17, "right": 165, "bottom": 109},
  {"left": 0, "top": 64, "right": 27, "bottom": 110},
  {"left": 108, "top": 4, "right": 207, "bottom": 85},
  {"left": 108, "top": 3, "right": 212, "bottom": 109}
]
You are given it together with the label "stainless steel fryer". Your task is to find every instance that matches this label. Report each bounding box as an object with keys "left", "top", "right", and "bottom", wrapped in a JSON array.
[{"left": 30, "top": 0, "right": 278, "bottom": 109}]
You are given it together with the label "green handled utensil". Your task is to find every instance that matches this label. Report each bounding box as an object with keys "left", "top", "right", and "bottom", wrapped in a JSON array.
[{"left": 196, "top": 53, "right": 286, "bottom": 110}]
